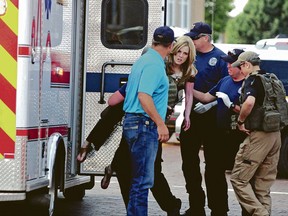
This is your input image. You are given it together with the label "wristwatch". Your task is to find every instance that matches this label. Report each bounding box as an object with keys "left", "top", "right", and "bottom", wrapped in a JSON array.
[
  {"left": 230, "top": 103, "right": 236, "bottom": 110},
  {"left": 237, "top": 119, "right": 244, "bottom": 125}
]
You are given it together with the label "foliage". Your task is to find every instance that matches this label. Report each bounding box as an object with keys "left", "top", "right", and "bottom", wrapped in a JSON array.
[
  {"left": 204, "top": 0, "right": 233, "bottom": 41},
  {"left": 226, "top": 0, "right": 288, "bottom": 44}
]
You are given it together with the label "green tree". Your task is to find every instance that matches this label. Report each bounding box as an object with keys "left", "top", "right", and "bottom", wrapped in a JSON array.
[
  {"left": 205, "top": 0, "right": 233, "bottom": 41},
  {"left": 226, "top": 0, "right": 288, "bottom": 44}
]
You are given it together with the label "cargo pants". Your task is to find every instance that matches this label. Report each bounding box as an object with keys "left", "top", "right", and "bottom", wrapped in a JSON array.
[{"left": 230, "top": 130, "right": 281, "bottom": 216}]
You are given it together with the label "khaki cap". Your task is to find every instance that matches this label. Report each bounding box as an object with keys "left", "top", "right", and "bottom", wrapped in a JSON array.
[{"left": 231, "top": 51, "right": 260, "bottom": 67}]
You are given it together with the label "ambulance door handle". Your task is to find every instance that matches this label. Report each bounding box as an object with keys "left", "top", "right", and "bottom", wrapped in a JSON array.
[
  {"left": 40, "top": 119, "right": 49, "bottom": 124},
  {"left": 99, "top": 61, "right": 132, "bottom": 104},
  {"left": 42, "top": 142, "right": 45, "bottom": 158}
]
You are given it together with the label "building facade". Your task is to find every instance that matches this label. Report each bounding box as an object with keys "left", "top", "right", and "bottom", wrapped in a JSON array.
[{"left": 166, "top": 0, "right": 205, "bottom": 30}]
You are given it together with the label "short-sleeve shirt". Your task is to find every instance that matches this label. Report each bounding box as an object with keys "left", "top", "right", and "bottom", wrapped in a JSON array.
[
  {"left": 241, "top": 70, "right": 265, "bottom": 106},
  {"left": 209, "top": 75, "right": 243, "bottom": 129},
  {"left": 167, "top": 74, "right": 195, "bottom": 108},
  {"left": 123, "top": 48, "right": 169, "bottom": 120},
  {"left": 194, "top": 46, "right": 228, "bottom": 105},
  {"left": 118, "top": 83, "right": 127, "bottom": 98}
]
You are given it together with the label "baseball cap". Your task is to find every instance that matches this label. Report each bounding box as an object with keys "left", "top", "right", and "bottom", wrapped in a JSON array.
[
  {"left": 221, "top": 49, "right": 245, "bottom": 64},
  {"left": 184, "top": 22, "right": 212, "bottom": 39},
  {"left": 231, "top": 51, "right": 260, "bottom": 67},
  {"left": 153, "top": 26, "right": 175, "bottom": 44}
]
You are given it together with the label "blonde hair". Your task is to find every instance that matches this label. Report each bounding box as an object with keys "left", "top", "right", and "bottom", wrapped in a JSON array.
[{"left": 166, "top": 35, "right": 197, "bottom": 84}]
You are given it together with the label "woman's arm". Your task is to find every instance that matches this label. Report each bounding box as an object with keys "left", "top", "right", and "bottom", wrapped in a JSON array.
[
  {"left": 108, "top": 90, "right": 125, "bottom": 106},
  {"left": 182, "top": 82, "right": 194, "bottom": 131}
]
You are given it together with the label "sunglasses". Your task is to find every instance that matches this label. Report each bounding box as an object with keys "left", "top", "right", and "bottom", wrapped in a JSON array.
[{"left": 191, "top": 34, "right": 208, "bottom": 40}]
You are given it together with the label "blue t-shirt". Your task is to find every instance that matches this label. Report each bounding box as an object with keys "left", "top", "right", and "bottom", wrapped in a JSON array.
[
  {"left": 209, "top": 76, "right": 244, "bottom": 129},
  {"left": 123, "top": 48, "right": 169, "bottom": 120},
  {"left": 194, "top": 46, "right": 228, "bottom": 105}
]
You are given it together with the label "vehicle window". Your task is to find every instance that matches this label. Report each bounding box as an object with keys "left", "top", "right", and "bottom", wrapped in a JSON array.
[
  {"left": 261, "top": 60, "right": 288, "bottom": 94},
  {"left": 101, "top": 0, "right": 148, "bottom": 49}
]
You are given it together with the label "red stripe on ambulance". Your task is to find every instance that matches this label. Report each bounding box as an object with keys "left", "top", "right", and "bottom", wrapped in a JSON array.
[
  {"left": 16, "top": 125, "right": 69, "bottom": 141},
  {"left": 0, "top": 74, "right": 16, "bottom": 113},
  {"left": 10, "top": 0, "right": 19, "bottom": 7},
  {"left": 0, "top": 19, "right": 17, "bottom": 60},
  {"left": 18, "top": 45, "right": 31, "bottom": 56},
  {"left": 0, "top": 129, "right": 15, "bottom": 158}
]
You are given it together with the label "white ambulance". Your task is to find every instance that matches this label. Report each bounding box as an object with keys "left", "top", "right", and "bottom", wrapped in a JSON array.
[{"left": 0, "top": 0, "right": 164, "bottom": 214}]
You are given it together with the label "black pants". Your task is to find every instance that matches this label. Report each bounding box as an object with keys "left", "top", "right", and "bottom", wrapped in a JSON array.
[
  {"left": 220, "top": 129, "right": 247, "bottom": 171},
  {"left": 111, "top": 138, "right": 179, "bottom": 213},
  {"left": 179, "top": 110, "right": 228, "bottom": 215},
  {"left": 86, "top": 103, "right": 124, "bottom": 151}
]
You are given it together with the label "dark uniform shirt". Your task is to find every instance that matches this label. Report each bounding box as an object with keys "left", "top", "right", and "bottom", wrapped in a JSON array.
[
  {"left": 241, "top": 70, "right": 265, "bottom": 106},
  {"left": 194, "top": 46, "right": 228, "bottom": 105},
  {"left": 209, "top": 75, "right": 244, "bottom": 129}
]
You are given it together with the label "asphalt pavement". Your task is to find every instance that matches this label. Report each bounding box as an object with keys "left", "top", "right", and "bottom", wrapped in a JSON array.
[{"left": 1, "top": 143, "right": 288, "bottom": 216}]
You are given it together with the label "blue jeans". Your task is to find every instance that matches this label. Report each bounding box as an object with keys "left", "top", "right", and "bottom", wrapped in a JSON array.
[{"left": 123, "top": 113, "right": 159, "bottom": 216}]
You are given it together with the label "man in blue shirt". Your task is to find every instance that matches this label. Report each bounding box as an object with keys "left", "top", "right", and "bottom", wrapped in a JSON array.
[
  {"left": 192, "top": 49, "right": 247, "bottom": 215},
  {"left": 123, "top": 26, "right": 174, "bottom": 216},
  {"left": 181, "top": 22, "right": 228, "bottom": 216}
]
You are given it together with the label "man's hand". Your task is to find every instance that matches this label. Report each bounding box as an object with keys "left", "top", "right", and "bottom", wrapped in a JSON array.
[
  {"left": 216, "top": 92, "right": 232, "bottom": 108},
  {"left": 157, "top": 123, "right": 170, "bottom": 143},
  {"left": 157, "top": 123, "right": 169, "bottom": 143},
  {"left": 194, "top": 101, "right": 217, "bottom": 114},
  {"left": 237, "top": 123, "right": 251, "bottom": 135}
]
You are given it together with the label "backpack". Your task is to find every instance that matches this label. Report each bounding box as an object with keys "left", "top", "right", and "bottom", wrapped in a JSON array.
[{"left": 256, "top": 72, "right": 288, "bottom": 130}]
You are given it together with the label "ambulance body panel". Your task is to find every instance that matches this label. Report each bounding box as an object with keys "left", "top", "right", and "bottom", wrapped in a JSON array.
[{"left": 0, "top": 0, "right": 164, "bottom": 213}]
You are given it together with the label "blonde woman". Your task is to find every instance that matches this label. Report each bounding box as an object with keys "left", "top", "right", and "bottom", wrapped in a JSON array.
[{"left": 166, "top": 35, "right": 197, "bottom": 131}]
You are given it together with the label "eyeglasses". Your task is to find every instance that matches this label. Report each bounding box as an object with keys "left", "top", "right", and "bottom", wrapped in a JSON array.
[{"left": 191, "top": 34, "right": 208, "bottom": 40}]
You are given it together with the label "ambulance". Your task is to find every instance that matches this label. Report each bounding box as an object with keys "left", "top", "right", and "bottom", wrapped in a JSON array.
[{"left": 0, "top": 0, "right": 164, "bottom": 214}]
